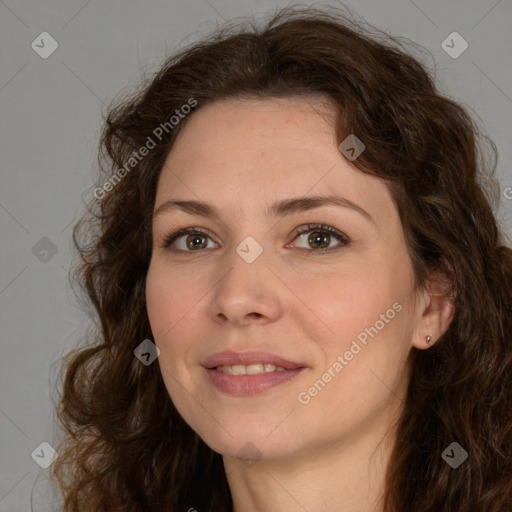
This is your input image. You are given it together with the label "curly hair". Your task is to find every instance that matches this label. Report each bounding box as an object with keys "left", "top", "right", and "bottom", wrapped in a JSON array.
[{"left": 50, "top": 4, "right": 512, "bottom": 511}]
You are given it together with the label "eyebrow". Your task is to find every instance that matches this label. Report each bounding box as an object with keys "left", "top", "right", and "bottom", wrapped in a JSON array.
[{"left": 153, "top": 195, "right": 375, "bottom": 224}]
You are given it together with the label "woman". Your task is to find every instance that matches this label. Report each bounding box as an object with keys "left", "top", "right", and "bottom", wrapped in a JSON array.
[{"left": 51, "top": 5, "right": 512, "bottom": 511}]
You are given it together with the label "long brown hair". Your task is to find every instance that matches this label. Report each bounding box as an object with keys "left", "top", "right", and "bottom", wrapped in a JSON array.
[{"left": 50, "top": 5, "right": 512, "bottom": 511}]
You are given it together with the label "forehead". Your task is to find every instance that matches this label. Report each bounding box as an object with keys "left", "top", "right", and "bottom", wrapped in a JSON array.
[
  {"left": 155, "top": 96, "right": 397, "bottom": 228},
  {"left": 169, "top": 95, "right": 338, "bottom": 157}
]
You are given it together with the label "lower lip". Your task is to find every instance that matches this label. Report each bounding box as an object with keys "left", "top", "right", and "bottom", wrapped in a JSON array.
[{"left": 204, "top": 367, "right": 306, "bottom": 395}]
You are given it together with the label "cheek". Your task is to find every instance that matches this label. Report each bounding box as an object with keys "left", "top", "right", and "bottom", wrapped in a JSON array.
[
  {"left": 297, "top": 310, "right": 411, "bottom": 435},
  {"left": 145, "top": 271, "right": 170, "bottom": 339},
  {"left": 296, "top": 264, "right": 391, "bottom": 348},
  {"left": 303, "top": 257, "right": 412, "bottom": 381},
  {"left": 145, "top": 261, "right": 200, "bottom": 339},
  {"left": 145, "top": 264, "right": 197, "bottom": 405},
  {"left": 145, "top": 261, "right": 209, "bottom": 388}
]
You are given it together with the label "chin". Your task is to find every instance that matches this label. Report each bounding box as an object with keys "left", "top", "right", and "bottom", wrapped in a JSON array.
[{"left": 191, "top": 419, "right": 300, "bottom": 462}]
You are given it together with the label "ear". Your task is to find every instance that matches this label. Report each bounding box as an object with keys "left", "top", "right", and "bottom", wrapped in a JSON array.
[{"left": 411, "top": 270, "right": 456, "bottom": 350}]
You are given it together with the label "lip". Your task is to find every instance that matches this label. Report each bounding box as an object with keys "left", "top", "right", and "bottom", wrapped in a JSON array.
[
  {"left": 205, "top": 367, "right": 306, "bottom": 395},
  {"left": 202, "top": 350, "right": 305, "bottom": 370},
  {"left": 202, "top": 350, "right": 308, "bottom": 395}
]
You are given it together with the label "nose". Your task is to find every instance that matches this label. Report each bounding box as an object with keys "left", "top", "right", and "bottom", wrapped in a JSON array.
[{"left": 209, "top": 243, "right": 284, "bottom": 327}]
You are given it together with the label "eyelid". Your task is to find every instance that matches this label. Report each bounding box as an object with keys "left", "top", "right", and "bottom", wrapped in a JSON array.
[
  {"left": 160, "top": 226, "right": 218, "bottom": 250},
  {"left": 289, "top": 223, "right": 349, "bottom": 246},
  {"left": 285, "top": 224, "right": 349, "bottom": 255}
]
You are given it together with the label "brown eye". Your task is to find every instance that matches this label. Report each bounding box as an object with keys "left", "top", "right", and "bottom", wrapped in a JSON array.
[
  {"left": 185, "top": 233, "right": 208, "bottom": 250},
  {"left": 290, "top": 224, "right": 349, "bottom": 253},
  {"left": 308, "top": 231, "right": 331, "bottom": 249},
  {"left": 161, "top": 223, "right": 349, "bottom": 254},
  {"left": 161, "top": 228, "right": 217, "bottom": 251}
]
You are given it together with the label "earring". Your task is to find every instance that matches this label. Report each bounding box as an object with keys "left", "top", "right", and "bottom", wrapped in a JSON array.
[{"left": 426, "top": 335, "right": 433, "bottom": 345}]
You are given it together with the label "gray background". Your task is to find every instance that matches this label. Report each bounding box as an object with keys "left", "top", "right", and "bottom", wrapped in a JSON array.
[{"left": 1, "top": 0, "right": 511, "bottom": 510}]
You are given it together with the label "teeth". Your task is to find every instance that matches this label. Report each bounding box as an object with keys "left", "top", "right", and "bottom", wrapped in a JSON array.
[
  {"left": 215, "top": 363, "right": 288, "bottom": 375},
  {"left": 246, "top": 364, "right": 263, "bottom": 375},
  {"left": 232, "top": 364, "right": 246, "bottom": 375}
]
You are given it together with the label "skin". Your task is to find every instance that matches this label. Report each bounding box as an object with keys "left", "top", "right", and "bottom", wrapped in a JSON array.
[{"left": 145, "top": 96, "right": 454, "bottom": 512}]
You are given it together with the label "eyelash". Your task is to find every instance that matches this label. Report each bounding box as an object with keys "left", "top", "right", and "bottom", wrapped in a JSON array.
[{"left": 159, "top": 223, "right": 350, "bottom": 255}]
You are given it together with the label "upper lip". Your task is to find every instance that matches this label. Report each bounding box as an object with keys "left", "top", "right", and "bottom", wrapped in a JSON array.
[{"left": 202, "top": 351, "right": 306, "bottom": 370}]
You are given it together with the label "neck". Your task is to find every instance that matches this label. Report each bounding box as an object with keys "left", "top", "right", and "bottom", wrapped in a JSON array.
[{"left": 223, "top": 407, "right": 399, "bottom": 512}]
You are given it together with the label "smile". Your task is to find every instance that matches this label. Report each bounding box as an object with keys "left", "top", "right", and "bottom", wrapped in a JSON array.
[{"left": 215, "top": 363, "right": 287, "bottom": 374}]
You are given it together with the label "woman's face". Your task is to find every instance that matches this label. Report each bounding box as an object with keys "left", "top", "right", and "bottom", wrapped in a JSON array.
[{"left": 146, "top": 96, "right": 428, "bottom": 462}]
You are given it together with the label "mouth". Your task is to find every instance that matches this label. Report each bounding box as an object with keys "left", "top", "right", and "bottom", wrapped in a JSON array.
[
  {"left": 213, "top": 363, "right": 290, "bottom": 375},
  {"left": 202, "top": 351, "right": 308, "bottom": 395},
  {"left": 203, "top": 350, "right": 305, "bottom": 370}
]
